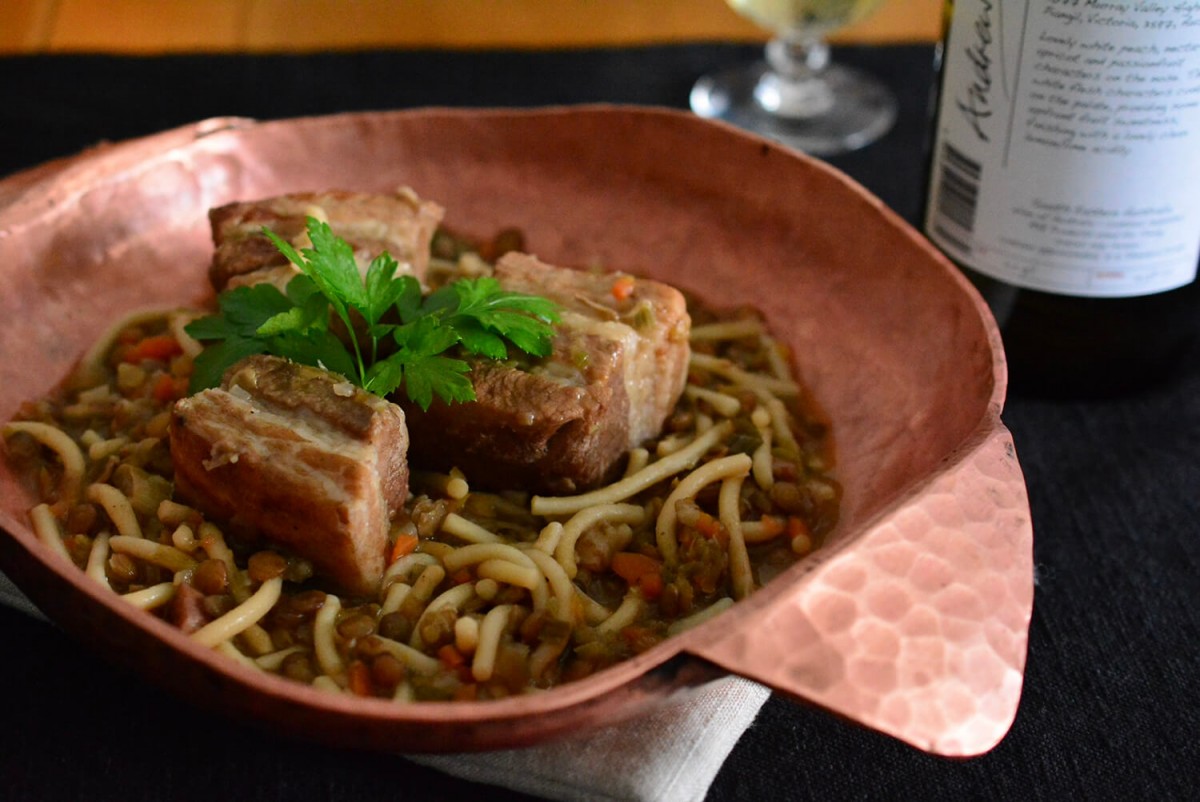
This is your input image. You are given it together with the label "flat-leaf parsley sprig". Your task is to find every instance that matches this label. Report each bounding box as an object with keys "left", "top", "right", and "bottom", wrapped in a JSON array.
[{"left": 185, "top": 217, "right": 560, "bottom": 410}]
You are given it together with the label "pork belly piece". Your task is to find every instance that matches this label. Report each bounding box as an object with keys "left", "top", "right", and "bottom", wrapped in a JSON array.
[
  {"left": 208, "top": 188, "right": 444, "bottom": 292},
  {"left": 495, "top": 253, "right": 692, "bottom": 447},
  {"left": 404, "top": 253, "right": 690, "bottom": 494},
  {"left": 169, "top": 355, "right": 409, "bottom": 597}
]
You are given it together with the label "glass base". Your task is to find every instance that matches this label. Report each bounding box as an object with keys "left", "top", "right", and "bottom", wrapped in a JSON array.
[{"left": 690, "top": 60, "right": 897, "bottom": 157}]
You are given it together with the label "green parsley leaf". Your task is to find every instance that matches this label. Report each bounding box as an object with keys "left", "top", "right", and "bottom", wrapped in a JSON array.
[
  {"left": 186, "top": 216, "right": 560, "bottom": 410},
  {"left": 184, "top": 284, "right": 297, "bottom": 393},
  {"left": 401, "top": 355, "right": 474, "bottom": 411},
  {"left": 445, "top": 277, "right": 559, "bottom": 358},
  {"left": 188, "top": 337, "right": 268, "bottom": 394}
]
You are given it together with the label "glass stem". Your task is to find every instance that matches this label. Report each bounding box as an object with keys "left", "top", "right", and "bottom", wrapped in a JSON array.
[{"left": 754, "top": 36, "right": 835, "bottom": 119}]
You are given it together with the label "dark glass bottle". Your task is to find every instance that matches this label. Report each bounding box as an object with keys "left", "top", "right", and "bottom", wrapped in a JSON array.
[
  {"left": 923, "top": 1, "right": 1200, "bottom": 398},
  {"left": 964, "top": 271, "right": 1199, "bottom": 398}
]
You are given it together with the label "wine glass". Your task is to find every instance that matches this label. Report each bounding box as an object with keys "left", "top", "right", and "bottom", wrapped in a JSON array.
[{"left": 691, "top": 0, "right": 897, "bottom": 156}]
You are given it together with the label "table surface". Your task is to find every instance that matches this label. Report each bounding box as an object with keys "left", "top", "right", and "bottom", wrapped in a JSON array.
[{"left": 1, "top": 45, "right": 1197, "bottom": 802}]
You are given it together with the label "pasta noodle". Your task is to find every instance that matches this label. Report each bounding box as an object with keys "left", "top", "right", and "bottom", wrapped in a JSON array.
[
  {"left": 197, "top": 522, "right": 250, "bottom": 603},
  {"left": 750, "top": 406, "right": 775, "bottom": 491},
  {"left": 531, "top": 421, "right": 733, "bottom": 517},
  {"left": 622, "top": 447, "right": 650, "bottom": 477},
  {"left": 688, "top": 352, "right": 799, "bottom": 397},
  {"left": 255, "top": 645, "right": 305, "bottom": 671},
  {"left": 440, "top": 513, "right": 502, "bottom": 544},
  {"left": 522, "top": 548, "right": 577, "bottom": 623},
  {"left": 216, "top": 640, "right": 260, "bottom": 669},
  {"left": 2, "top": 249, "right": 841, "bottom": 702},
  {"left": 442, "top": 543, "right": 537, "bottom": 574},
  {"left": 382, "top": 552, "right": 439, "bottom": 589},
  {"left": 85, "top": 531, "right": 111, "bottom": 587},
  {"left": 553, "top": 503, "right": 646, "bottom": 579},
  {"left": 454, "top": 615, "right": 480, "bottom": 654},
  {"left": 312, "top": 592, "right": 344, "bottom": 679},
  {"left": 87, "top": 436, "right": 129, "bottom": 462},
  {"left": 120, "top": 582, "right": 177, "bottom": 610},
  {"left": 667, "top": 597, "right": 735, "bottom": 636},
  {"left": 409, "top": 583, "right": 476, "bottom": 650},
  {"left": 108, "top": 535, "right": 197, "bottom": 573},
  {"left": 718, "top": 475, "right": 754, "bottom": 600},
  {"left": 369, "top": 637, "right": 441, "bottom": 676},
  {"left": 85, "top": 482, "right": 143, "bottom": 537},
  {"left": 532, "top": 521, "right": 564, "bottom": 554},
  {"left": 240, "top": 623, "right": 275, "bottom": 656},
  {"left": 655, "top": 454, "right": 752, "bottom": 565},
  {"left": 4, "top": 422, "right": 85, "bottom": 512},
  {"left": 574, "top": 587, "right": 614, "bottom": 626},
  {"left": 311, "top": 676, "right": 342, "bottom": 693},
  {"left": 754, "top": 387, "right": 801, "bottom": 458},
  {"left": 689, "top": 318, "right": 763, "bottom": 341},
  {"left": 476, "top": 559, "right": 548, "bottom": 612},
  {"left": 595, "top": 593, "right": 643, "bottom": 635},
  {"left": 192, "top": 576, "right": 283, "bottom": 648},
  {"left": 683, "top": 386, "right": 743, "bottom": 418},
  {"left": 29, "top": 503, "right": 71, "bottom": 562},
  {"left": 762, "top": 333, "right": 794, "bottom": 382},
  {"left": 472, "top": 605, "right": 512, "bottom": 682},
  {"left": 381, "top": 582, "right": 412, "bottom": 615}
]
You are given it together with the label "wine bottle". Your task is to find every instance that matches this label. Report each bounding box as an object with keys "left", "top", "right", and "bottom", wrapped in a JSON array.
[{"left": 923, "top": 0, "right": 1200, "bottom": 398}]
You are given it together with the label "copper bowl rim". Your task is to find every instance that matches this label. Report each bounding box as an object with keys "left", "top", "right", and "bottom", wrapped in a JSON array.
[{"left": 0, "top": 105, "right": 1031, "bottom": 756}]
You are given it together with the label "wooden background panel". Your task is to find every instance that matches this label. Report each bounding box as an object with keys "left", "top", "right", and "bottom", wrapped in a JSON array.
[{"left": 1, "top": 0, "right": 941, "bottom": 55}]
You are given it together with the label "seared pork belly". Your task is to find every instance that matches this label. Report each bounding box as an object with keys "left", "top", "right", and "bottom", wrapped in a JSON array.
[
  {"left": 496, "top": 253, "right": 692, "bottom": 447},
  {"left": 169, "top": 355, "right": 409, "bottom": 597},
  {"left": 405, "top": 253, "right": 690, "bottom": 494},
  {"left": 208, "top": 188, "right": 444, "bottom": 292}
]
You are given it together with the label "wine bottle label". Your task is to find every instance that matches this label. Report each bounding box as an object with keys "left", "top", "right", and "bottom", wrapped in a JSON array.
[{"left": 925, "top": 0, "right": 1200, "bottom": 298}]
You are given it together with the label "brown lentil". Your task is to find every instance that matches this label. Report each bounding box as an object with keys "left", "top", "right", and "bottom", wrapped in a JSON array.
[
  {"left": 191, "top": 559, "right": 229, "bottom": 596},
  {"left": 336, "top": 612, "right": 377, "bottom": 641},
  {"left": 247, "top": 550, "right": 288, "bottom": 583},
  {"left": 370, "top": 653, "right": 406, "bottom": 690}
]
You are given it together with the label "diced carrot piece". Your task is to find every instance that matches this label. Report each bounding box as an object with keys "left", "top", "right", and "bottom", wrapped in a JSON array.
[
  {"left": 759, "top": 515, "right": 786, "bottom": 538},
  {"left": 387, "top": 533, "right": 419, "bottom": 565},
  {"left": 450, "top": 569, "right": 473, "bottom": 586},
  {"left": 611, "top": 275, "right": 636, "bottom": 301},
  {"left": 122, "top": 334, "right": 183, "bottom": 364},
  {"left": 695, "top": 511, "right": 728, "bottom": 544},
  {"left": 638, "top": 571, "right": 664, "bottom": 600},
  {"left": 151, "top": 374, "right": 188, "bottom": 403},
  {"left": 611, "top": 551, "right": 662, "bottom": 585},
  {"left": 453, "top": 683, "right": 478, "bottom": 701},
  {"left": 788, "top": 517, "right": 813, "bottom": 555},
  {"left": 438, "top": 644, "right": 466, "bottom": 669},
  {"left": 347, "top": 660, "right": 373, "bottom": 697},
  {"left": 787, "top": 517, "right": 811, "bottom": 538}
]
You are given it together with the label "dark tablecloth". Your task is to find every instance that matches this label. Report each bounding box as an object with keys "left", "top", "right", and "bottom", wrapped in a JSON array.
[{"left": 1, "top": 45, "right": 1197, "bottom": 801}]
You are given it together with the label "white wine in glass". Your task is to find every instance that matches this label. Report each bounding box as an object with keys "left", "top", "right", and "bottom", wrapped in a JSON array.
[{"left": 691, "top": 0, "right": 897, "bottom": 156}]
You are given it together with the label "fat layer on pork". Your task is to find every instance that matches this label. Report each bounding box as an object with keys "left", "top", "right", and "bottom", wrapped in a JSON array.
[
  {"left": 169, "top": 355, "right": 409, "bottom": 597},
  {"left": 404, "top": 253, "right": 691, "bottom": 494},
  {"left": 208, "top": 188, "right": 444, "bottom": 293}
]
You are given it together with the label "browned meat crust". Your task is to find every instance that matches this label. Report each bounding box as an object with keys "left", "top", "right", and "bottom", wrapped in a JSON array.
[
  {"left": 208, "top": 189, "right": 444, "bottom": 292},
  {"left": 406, "top": 330, "right": 630, "bottom": 494},
  {"left": 169, "top": 355, "right": 409, "bottom": 597},
  {"left": 494, "top": 253, "right": 691, "bottom": 447},
  {"left": 405, "top": 254, "right": 690, "bottom": 494}
]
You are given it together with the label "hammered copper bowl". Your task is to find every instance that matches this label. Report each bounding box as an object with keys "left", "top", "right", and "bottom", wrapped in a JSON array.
[{"left": 0, "top": 106, "right": 1033, "bottom": 757}]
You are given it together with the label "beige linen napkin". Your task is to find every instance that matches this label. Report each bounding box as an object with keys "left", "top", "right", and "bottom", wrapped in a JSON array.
[{"left": 0, "top": 570, "right": 767, "bottom": 802}]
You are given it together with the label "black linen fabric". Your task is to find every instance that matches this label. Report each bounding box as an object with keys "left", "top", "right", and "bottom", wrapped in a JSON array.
[{"left": 1, "top": 45, "right": 1197, "bottom": 801}]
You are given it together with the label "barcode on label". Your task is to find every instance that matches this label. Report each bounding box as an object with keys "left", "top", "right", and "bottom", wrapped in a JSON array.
[{"left": 932, "top": 142, "right": 983, "bottom": 253}]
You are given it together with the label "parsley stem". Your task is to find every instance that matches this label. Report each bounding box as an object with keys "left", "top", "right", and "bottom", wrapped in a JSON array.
[{"left": 336, "top": 307, "right": 367, "bottom": 386}]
